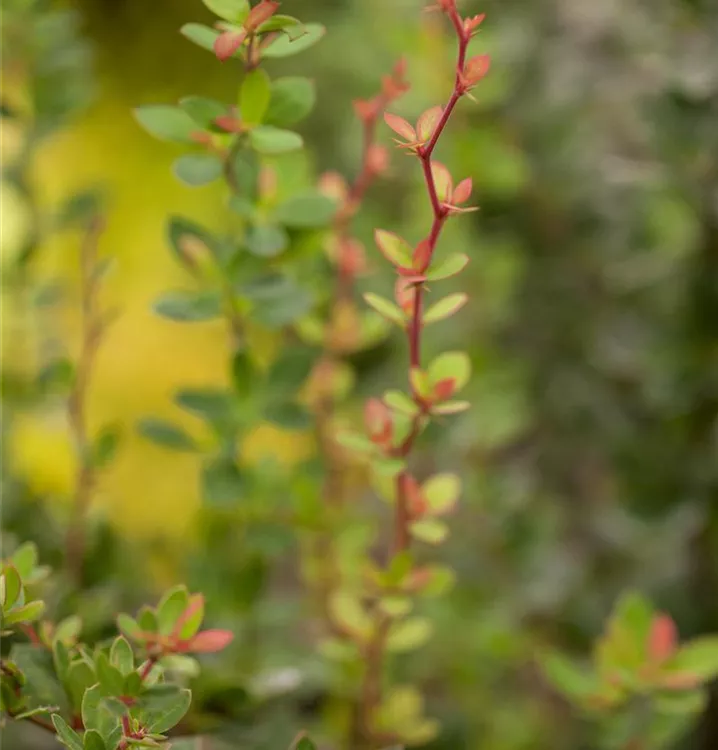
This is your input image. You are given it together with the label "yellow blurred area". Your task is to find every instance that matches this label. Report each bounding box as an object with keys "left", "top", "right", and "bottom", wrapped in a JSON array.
[{"left": 4, "top": 86, "right": 314, "bottom": 538}]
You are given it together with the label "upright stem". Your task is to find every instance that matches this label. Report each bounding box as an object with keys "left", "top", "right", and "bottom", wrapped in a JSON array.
[{"left": 352, "top": 8, "right": 471, "bottom": 747}]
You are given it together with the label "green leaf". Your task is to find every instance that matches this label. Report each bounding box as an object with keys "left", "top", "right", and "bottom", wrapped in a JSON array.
[
  {"left": 53, "top": 640, "right": 71, "bottom": 681},
  {"left": 202, "top": 0, "right": 249, "bottom": 22},
  {"left": 539, "top": 651, "right": 598, "bottom": 701},
  {"left": 91, "top": 426, "right": 121, "bottom": 470},
  {"left": 423, "top": 292, "right": 468, "bottom": 324},
  {"left": 175, "top": 389, "right": 234, "bottom": 424},
  {"left": 249, "top": 126, "right": 303, "bottom": 154},
  {"left": 52, "top": 715, "right": 84, "bottom": 750},
  {"left": 5, "top": 600, "right": 45, "bottom": 625},
  {"left": 384, "top": 390, "right": 419, "bottom": 416},
  {"left": 363, "top": 293, "right": 405, "bottom": 327},
  {"left": 180, "top": 24, "right": 221, "bottom": 54},
  {"left": 426, "top": 253, "right": 469, "bottom": 281},
  {"left": 266, "top": 347, "right": 315, "bottom": 397},
  {"left": 667, "top": 637, "right": 718, "bottom": 682},
  {"left": 1, "top": 565, "right": 22, "bottom": 610},
  {"left": 137, "top": 418, "right": 198, "bottom": 452},
  {"left": 66, "top": 658, "right": 96, "bottom": 710},
  {"left": 428, "top": 351, "right": 471, "bottom": 392},
  {"left": 247, "top": 277, "right": 313, "bottom": 328},
  {"left": 246, "top": 224, "right": 289, "bottom": 257},
  {"left": 261, "top": 23, "right": 326, "bottom": 58},
  {"left": 83, "top": 730, "right": 106, "bottom": 750},
  {"left": 136, "top": 607, "right": 158, "bottom": 633},
  {"left": 116, "top": 614, "right": 142, "bottom": 641},
  {"left": 173, "top": 154, "right": 223, "bottom": 187},
  {"left": 109, "top": 637, "right": 134, "bottom": 675},
  {"left": 240, "top": 68, "right": 271, "bottom": 126},
  {"left": 374, "top": 229, "right": 412, "bottom": 268},
  {"left": 167, "top": 216, "right": 217, "bottom": 268},
  {"left": 329, "top": 592, "right": 372, "bottom": 639},
  {"left": 273, "top": 192, "right": 337, "bottom": 228},
  {"left": 409, "top": 519, "right": 449, "bottom": 545},
  {"left": 95, "top": 652, "right": 125, "bottom": 696},
  {"left": 293, "top": 737, "right": 318, "bottom": 750},
  {"left": 144, "top": 687, "right": 192, "bottom": 733},
  {"left": 202, "top": 459, "right": 247, "bottom": 508},
  {"left": 422, "top": 473, "right": 461, "bottom": 515},
  {"left": 231, "top": 347, "right": 254, "bottom": 398},
  {"left": 179, "top": 96, "right": 226, "bottom": 129},
  {"left": 265, "top": 77, "right": 316, "bottom": 126},
  {"left": 387, "top": 618, "right": 433, "bottom": 652},
  {"left": 54, "top": 616, "right": 82, "bottom": 644},
  {"left": 432, "top": 400, "right": 471, "bottom": 415},
  {"left": 335, "top": 431, "right": 375, "bottom": 454},
  {"left": 157, "top": 586, "right": 190, "bottom": 636},
  {"left": 11, "top": 644, "right": 67, "bottom": 711},
  {"left": 134, "top": 106, "right": 197, "bottom": 144},
  {"left": 380, "top": 597, "right": 413, "bottom": 618},
  {"left": 11, "top": 543, "right": 38, "bottom": 579},
  {"left": 153, "top": 290, "right": 222, "bottom": 322},
  {"left": 264, "top": 402, "right": 311, "bottom": 430},
  {"left": 256, "top": 15, "right": 302, "bottom": 36},
  {"left": 82, "top": 684, "right": 124, "bottom": 743}
]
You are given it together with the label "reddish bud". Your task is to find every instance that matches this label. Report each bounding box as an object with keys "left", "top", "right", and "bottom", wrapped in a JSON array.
[
  {"left": 245, "top": 0, "right": 280, "bottom": 31},
  {"left": 184, "top": 629, "right": 234, "bottom": 654},
  {"left": 354, "top": 98, "right": 379, "bottom": 123},
  {"left": 433, "top": 378, "right": 457, "bottom": 401},
  {"left": 338, "top": 238, "right": 367, "bottom": 278},
  {"left": 190, "top": 131, "right": 213, "bottom": 146},
  {"left": 464, "top": 14, "right": 486, "bottom": 35},
  {"left": 648, "top": 614, "right": 678, "bottom": 663},
  {"left": 412, "top": 239, "right": 433, "bottom": 273},
  {"left": 214, "top": 113, "right": 244, "bottom": 133},
  {"left": 367, "top": 144, "right": 389, "bottom": 175},
  {"left": 318, "top": 171, "right": 349, "bottom": 202},
  {"left": 214, "top": 30, "right": 247, "bottom": 62},
  {"left": 364, "top": 398, "right": 393, "bottom": 446}
]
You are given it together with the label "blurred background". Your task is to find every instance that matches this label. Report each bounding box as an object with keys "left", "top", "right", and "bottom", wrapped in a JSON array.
[{"left": 2, "top": 0, "right": 717, "bottom": 748}]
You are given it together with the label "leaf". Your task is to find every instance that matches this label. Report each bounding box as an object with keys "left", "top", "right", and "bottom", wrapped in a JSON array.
[
  {"left": 293, "top": 736, "right": 318, "bottom": 750},
  {"left": 202, "top": 458, "right": 247, "bottom": 508},
  {"left": 384, "top": 390, "right": 419, "bottom": 416},
  {"left": 116, "top": 614, "right": 141, "bottom": 641},
  {"left": 1, "top": 564, "right": 22, "bottom": 610},
  {"left": 11, "top": 543, "right": 38, "bottom": 579},
  {"left": 180, "top": 24, "right": 222, "bottom": 54},
  {"left": 264, "top": 402, "right": 311, "bottom": 430},
  {"left": 91, "top": 426, "right": 121, "bottom": 470},
  {"left": 52, "top": 715, "right": 84, "bottom": 750},
  {"left": 387, "top": 618, "right": 433, "bottom": 652},
  {"left": 539, "top": 651, "right": 598, "bottom": 701},
  {"left": 409, "top": 519, "right": 449, "bottom": 545},
  {"left": 157, "top": 585, "right": 190, "bottom": 636},
  {"left": 145, "top": 687, "right": 192, "bottom": 733},
  {"left": 430, "top": 161, "right": 453, "bottom": 202},
  {"left": 179, "top": 96, "right": 227, "bottom": 129},
  {"left": 335, "top": 431, "right": 375, "bottom": 454},
  {"left": 266, "top": 347, "right": 315, "bottom": 397},
  {"left": 432, "top": 400, "right": 471, "bottom": 415},
  {"left": 666, "top": 637, "right": 718, "bottom": 682},
  {"left": 202, "top": 0, "right": 249, "bottom": 22},
  {"left": 428, "top": 352, "right": 471, "bottom": 392},
  {"left": 153, "top": 290, "right": 222, "bottom": 322},
  {"left": 374, "top": 229, "right": 412, "bottom": 268},
  {"left": 109, "top": 637, "right": 134, "bottom": 675},
  {"left": 83, "top": 730, "right": 106, "bottom": 750},
  {"left": 134, "top": 106, "right": 197, "bottom": 143},
  {"left": 423, "top": 292, "right": 468, "bottom": 324},
  {"left": 363, "top": 293, "right": 405, "bottom": 327},
  {"left": 249, "top": 126, "right": 303, "bottom": 154},
  {"left": 256, "top": 15, "right": 302, "bottom": 36},
  {"left": 66, "top": 658, "right": 96, "bottom": 711},
  {"left": 329, "top": 592, "right": 372, "bottom": 639},
  {"left": 175, "top": 388, "right": 234, "bottom": 423},
  {"left": 186, "top": 629, "right": 234, "bottom": 653},
  {"left": 265, "top": 77, "right": 316, "bottom": 126},
  {"left": 173, "top": 154, "right": 223, "bottom": 187},
  {"left": 416, "top": 106, "right": 443, "bottom": 142},
  {"left": 273, "top": 192, "right": 337, "bottom": 228},
  {"left": 422, "top": 473, "right": 461, "bottom": 515},
  {"left": 5, "top": 600, "right": 45, "bottom": 625},
  {"left": 95, "top": 652, "right": 125, "bottom": 696},
  {"left": 427, "top": 253, "right": 469, "bottom": 281},
  {"left": 166, "top": 216, "right": 217, "bottom": 267},
  {"left": 175, "top": 594, "right": 205, "bottom": 641},
  {"left": 261, "top": 23, "right": 326, "bottom": 58},
  {"left": 137, "top": 418, "right": 198, "bottom": 452},
  {"left": 240, "top": 68, "right": 271, "bottom": 126},
  {"left": 246, "top": 224, "right": 289, "bottom": 257}
]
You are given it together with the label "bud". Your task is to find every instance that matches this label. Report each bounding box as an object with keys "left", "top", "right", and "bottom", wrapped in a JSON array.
[
  {"left": 364, "top": 398, "right": 393, "bottom": 446},
  {"left": 354, "top": 98, "right": 379, "bottom": 123},
  {"left": 214, "top": 113, "right": 244, "bottom": 133},
  {"left": 318, "top": 171, "right": 349, "bottom": 203},
  {"left": 190, "top": 131, "right": 213, "bottom": 146}
]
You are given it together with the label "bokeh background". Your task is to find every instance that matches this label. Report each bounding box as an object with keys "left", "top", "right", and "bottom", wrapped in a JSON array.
[{"left": 2, "top": 0, "right": 718, "bottom": 748}]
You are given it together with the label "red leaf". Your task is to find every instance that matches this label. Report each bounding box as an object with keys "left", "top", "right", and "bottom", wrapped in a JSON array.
[
  {"left": 246, "top": 0, "right": 280, "bottom": 31},
  {"left": 172, "top": 593, "right": 205, "bottom": 639},
  {"left": 464, "top": 14, "right": 486, "bottom": 35},
  {"left": 433, "top": 378, "right": 456, "bottom": 401},
  {"left": 452, "top": 178, "right": 473, "bottom": 205},
  {"left": 186, "top": 629, "right": 234, "bottom": 653},
  {"left": 214, "top": 30, "right": 247, "bottom": 62},
  {"left": 649, "top": 614, "right": 678, "bottom": 662},
  {"left": 404, "top": 474, "right": 428, "bottom": 518},
  {"left": 394, "top": 278, "right": 416, "bottom": 315},
  {"left": 463, "top": 55, "right": 491, "bottom": 87},
  {"left": 412, "top": 240, "right": 432, "bottom": 274},
  {"left": 365, "top": 398, "right": 393, "bottom": 444}
]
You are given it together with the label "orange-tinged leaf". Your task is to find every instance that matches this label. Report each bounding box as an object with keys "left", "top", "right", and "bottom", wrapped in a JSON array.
[
  {"left": 416, "top": 106, "right": 443, "bottom": 142},
  {"left": 649, "top": 614, "right": 678, "bottom": 662},
  {"left": 464, "top": 54, "right": 491, "bottom": 86},
  {"left": 384, "top": 112, "right": 416, "bottom": 142},
  {"left": 186, "top": 629, "right": 234, "bottom": 653},
  {"left": 374, "top": 229, "right": 413, "bottom": 268},
  {"left": 452, "top": 177, "right": 473, "bottom": 204},
  {"left": 412, "top": 240, "right": 432, "bottom": 273},
  {"left": 214, "top": 30, "right": 246, "bottom": 61}
]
